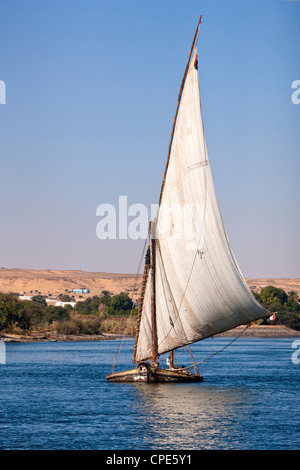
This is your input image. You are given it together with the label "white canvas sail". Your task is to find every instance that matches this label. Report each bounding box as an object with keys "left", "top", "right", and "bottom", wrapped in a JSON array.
[{"left": 134, "top": 44, "right": 268, "bottom": 363}]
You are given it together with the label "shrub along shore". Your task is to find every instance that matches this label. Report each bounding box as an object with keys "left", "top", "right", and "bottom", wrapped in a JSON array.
[{"left": 0, "top": 286, "right": 299, "bottom": 342}]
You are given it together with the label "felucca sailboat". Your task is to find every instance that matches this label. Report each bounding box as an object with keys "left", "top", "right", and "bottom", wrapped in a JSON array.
[{"left": 106, "top": 16, "right": 268, "bottom": 383}]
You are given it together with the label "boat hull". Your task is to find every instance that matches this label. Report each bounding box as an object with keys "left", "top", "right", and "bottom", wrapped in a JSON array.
[{"left": 106, "top": 364, "right": 203, "bottom": 383}]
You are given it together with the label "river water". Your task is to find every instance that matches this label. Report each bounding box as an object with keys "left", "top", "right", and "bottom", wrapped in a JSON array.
[{"left": 0, "top": 337, "right": 299, "bottom": 450}]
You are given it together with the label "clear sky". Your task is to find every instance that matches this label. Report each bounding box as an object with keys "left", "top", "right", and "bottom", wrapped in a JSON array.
[{"left": 0, "top": 0, "right": 299, "bottom": 278}]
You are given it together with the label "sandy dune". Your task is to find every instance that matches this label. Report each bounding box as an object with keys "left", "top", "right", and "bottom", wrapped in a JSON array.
[
  {"left": 0, "top": 268, "right": 141, "bottom": 301},
  {"left": 246, "top": 278, "right": 300, "bottom": 296},
  {"left": 0, "top": 268, "right": 299, "bottom": 301}
]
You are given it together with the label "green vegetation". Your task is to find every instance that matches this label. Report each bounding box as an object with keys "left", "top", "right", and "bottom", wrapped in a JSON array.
[
  {"left": 1, "top": 286, "right": 299, "bottom": 338},
  {"left": 74, "top": 291, "right": 135, "bottom": 316},
  {"left": 252, "top": 286, "right": 300, "bottom": 330},
  {"left": 0, "top": 291, "right": 137, "bottom": 337},
  {"left": 0, "top": 293, "right": 20, "bottom": 330}
]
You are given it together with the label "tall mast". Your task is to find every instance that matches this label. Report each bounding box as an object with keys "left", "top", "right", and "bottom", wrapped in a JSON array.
[
  {"left": 132, "top": 220, "right": 158, "bottom": 365},
  {"left": 132, "top": 223, "right": 151, "bottom": 363},
  {"left": 150, "top": 228, "right": 158, "bottom": 366}
]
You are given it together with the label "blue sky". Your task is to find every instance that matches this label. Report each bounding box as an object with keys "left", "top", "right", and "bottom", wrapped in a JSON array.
[{"left": 0, "top": 0, "right": 299, "bottom": 278}]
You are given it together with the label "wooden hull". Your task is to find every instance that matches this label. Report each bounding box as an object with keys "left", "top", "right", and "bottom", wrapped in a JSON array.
[{"left": 106, "top": 364, "right": 203, "bottom": 383}]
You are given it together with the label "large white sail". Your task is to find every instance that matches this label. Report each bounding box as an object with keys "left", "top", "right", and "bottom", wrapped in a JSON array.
[{"left": 134, "top": 45, "right": 268, "bottom": 363}]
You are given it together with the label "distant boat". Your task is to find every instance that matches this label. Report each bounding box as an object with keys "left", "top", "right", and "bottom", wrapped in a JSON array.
[{"left": 106, "top": 16, "right": 269, "bottom": 383}]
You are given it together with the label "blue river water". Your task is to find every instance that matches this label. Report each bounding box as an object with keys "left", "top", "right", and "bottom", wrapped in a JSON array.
[{"left": 0, "top": 337, "right": 299, "bottom": 450}]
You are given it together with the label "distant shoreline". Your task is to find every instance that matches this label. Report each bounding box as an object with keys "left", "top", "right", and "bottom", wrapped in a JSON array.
[
  {"left": 1, "top": 325, "right": 299, "bottom": 343},
  {"left": 216, "top": 325, "right": 299, "bottom": 338},
  {"left": 0, "top": 268, "right": 299, "bottom": 303}
]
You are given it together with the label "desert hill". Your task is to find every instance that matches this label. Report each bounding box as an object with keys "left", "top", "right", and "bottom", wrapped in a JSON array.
[
  {"left": 0, "top": 268, "right": 141, "bottom": 301},
  {"left": 0, "top": 268, "right": 299, "bottom": 301}
]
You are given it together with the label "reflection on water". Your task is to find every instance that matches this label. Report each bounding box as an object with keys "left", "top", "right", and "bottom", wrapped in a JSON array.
[{"left": 132, "top": 383, "right": 251, "bottom": 449}]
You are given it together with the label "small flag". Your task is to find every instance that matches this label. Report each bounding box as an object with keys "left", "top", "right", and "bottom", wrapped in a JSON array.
[
  {"left": 269, "top": 313, "right": 276, "bottom": 321},
  {"left": 194, "top": 55, "right": 198, "bottom": 70}
]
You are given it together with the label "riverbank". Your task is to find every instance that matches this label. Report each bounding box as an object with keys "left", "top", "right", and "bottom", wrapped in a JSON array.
[
  {"left": 0, "top": 332, "right": 115, "bottom": 343},
  {"left": 216, "top": 324, "right": 299, "bottom": 337},
  {"left": 1, "top": 325, "right": 299, "bottom": 343}
]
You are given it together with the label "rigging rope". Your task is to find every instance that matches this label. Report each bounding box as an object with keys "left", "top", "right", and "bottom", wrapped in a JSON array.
[{"left": 180, "top": 324, "right": 251, "bottom": 371}]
